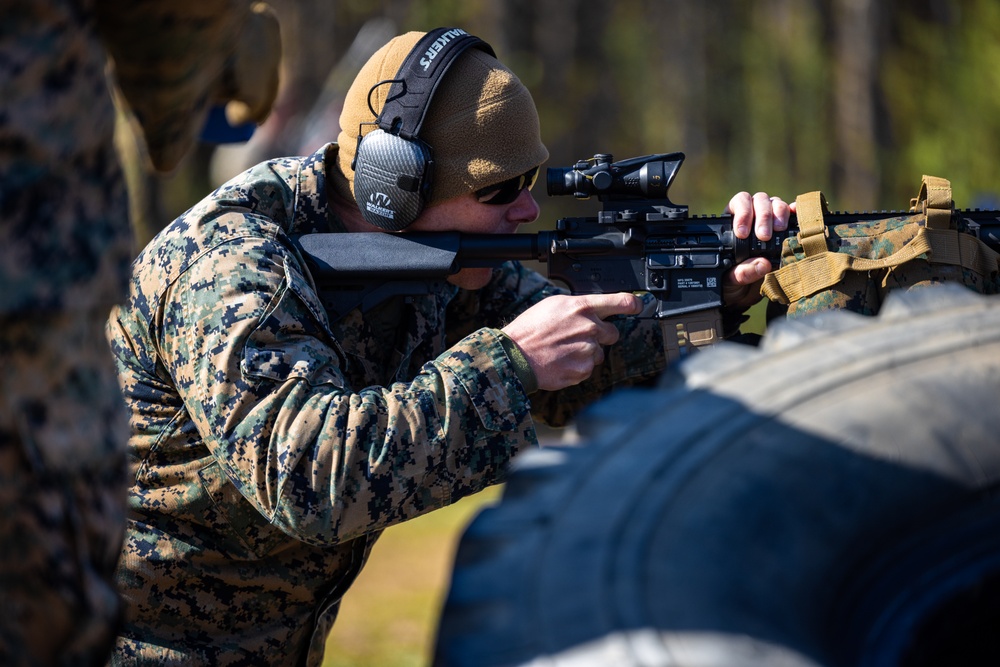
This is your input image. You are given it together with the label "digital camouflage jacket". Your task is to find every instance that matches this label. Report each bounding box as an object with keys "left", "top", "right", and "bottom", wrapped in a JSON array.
[{"left": 107, "top": 144, "right": 666, "bottom": 666}]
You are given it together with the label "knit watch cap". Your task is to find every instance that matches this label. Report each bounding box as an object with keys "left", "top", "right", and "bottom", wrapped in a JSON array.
[{"left": 334, "top": 30, "right": 549, "bottom": 208}]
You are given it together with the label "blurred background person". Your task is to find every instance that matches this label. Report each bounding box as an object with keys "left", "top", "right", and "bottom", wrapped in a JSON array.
[{"left": 0, "top": 1, "right": 280, "bottom": 664}]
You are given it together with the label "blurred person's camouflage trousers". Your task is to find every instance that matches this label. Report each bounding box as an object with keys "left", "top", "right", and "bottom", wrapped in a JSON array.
[
  {"left": 0, "top": 312, "right": 128, "bottom": 666},
  {"left": 1, "top": 0, "right": 280, "bottom": 662},
  {"left": 1, "top": 1, "right": 132, "bottom": 662}
]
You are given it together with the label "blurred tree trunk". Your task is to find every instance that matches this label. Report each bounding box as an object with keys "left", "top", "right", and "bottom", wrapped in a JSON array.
[
  {"left": 832, "top": 0, "right": 880, "bottom": 207},
  {"left": 640, "top": 0, "right": 709, "bottom": 156},
  {"left": 514, "top": 0, "right": 615, "bottom": 167}
]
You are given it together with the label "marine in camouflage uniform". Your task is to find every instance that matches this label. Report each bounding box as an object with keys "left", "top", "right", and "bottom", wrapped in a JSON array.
[
  {"left": 107, "top": 29, "right": 784, "bottom": 666},
  {"left": 0, "top": 1, "right": 279, "bottom": 664},
  {"left": 107, "top": 142, "right": 667, "bottom": 665}
]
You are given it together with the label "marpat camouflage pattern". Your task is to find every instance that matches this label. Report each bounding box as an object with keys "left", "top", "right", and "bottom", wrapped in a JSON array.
[{"left": 108, "top": 144, "right": 666, "bottom": 665}]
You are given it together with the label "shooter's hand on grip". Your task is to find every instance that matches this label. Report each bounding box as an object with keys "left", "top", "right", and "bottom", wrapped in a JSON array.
[{"left": 502, "top": 293, "right": 642, "bottom": 391}]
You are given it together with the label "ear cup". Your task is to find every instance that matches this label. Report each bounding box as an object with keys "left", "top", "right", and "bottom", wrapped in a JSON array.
[
  {"left": 350, "top": 29, "right": 494, "bottom": 229},
  {"left": 353, "top": 129, "right": 432, "bottom": 230}
]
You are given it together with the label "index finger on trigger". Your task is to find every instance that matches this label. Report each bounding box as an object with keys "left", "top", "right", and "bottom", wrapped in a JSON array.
[{"left": 583, "top": 292, "right": 643, "bottom": 320}]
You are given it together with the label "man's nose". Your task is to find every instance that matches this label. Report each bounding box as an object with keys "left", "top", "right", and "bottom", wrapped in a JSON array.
[{"left": 509, "top": 187, "right": 540, "bottom": 225}]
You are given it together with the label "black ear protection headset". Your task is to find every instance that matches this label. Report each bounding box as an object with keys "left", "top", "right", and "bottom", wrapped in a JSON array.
[{"left": 351, "top": 28, "right": 496, "bottom": 230}]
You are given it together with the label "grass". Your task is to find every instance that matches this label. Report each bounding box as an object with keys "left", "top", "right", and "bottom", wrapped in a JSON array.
[{"left": 322, "top": 485, "right": 502, "bottom": 667}]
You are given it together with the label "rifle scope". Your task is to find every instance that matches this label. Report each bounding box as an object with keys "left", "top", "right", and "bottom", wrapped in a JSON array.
[{"left": 546, "top": 152, "right": 686, "bottom": 201}]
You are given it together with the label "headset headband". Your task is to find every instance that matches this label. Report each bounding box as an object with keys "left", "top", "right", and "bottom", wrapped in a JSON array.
[{"left": 376, "top": 28, "right": 496, "bottom": 140}]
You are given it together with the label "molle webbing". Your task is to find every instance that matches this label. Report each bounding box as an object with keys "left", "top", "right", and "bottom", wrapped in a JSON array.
[{"left": 761, "top": 175, "right": 1000, "bottom": 307}]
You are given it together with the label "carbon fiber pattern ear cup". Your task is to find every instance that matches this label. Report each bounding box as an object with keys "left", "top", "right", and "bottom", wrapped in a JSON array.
[{"left": 353, "top": 129, "right": 432, "bottom": 230}]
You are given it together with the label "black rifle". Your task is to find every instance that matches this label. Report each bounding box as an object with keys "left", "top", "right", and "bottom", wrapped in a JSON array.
[{"left": 296, "top": 152, "right": 1000, "bottom": 358}]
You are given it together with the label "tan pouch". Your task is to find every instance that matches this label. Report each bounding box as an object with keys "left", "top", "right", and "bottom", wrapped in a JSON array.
[{"left": 761, "top": 176, "right": 1000, "bottom": 318}]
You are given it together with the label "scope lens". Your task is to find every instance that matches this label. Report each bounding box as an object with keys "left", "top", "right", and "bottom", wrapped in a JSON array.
[{"left": 546, "top": 167, "right": 575, "bottom": 196}]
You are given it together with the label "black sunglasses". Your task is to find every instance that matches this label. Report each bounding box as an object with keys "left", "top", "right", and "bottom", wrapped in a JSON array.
[{"left": 475, "top": 167, "right": 539, "bottom": 205}]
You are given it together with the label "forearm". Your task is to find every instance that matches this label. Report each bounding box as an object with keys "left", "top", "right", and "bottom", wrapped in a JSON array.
[{"left": 248, "top": 328, "right": 534, "bottom": 544}]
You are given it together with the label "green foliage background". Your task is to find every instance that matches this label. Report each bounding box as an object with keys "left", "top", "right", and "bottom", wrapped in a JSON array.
[
  {"left": 135, "top": 0, "right": 1000, "bottom": 240},
  {"left": 328, "top": 0, "right": 1000, "bottom": 215}
]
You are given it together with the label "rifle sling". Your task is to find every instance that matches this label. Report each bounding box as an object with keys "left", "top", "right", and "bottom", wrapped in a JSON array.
[{"left": 796, "top": 190, "right": 831, "bottom": 258}]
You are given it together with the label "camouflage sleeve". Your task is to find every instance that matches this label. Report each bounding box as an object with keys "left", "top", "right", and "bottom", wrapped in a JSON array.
[
  {"left": 450, "top": 262, "right": 667, "bottom": 428},
  {"left": 160, "top": 231, "right": 535, "bottom": 546}
]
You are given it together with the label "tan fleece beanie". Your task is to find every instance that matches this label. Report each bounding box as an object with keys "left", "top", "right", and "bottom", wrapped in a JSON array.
[{"left": 334, "top": 31, "right": 549, "bottom": 209}]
